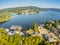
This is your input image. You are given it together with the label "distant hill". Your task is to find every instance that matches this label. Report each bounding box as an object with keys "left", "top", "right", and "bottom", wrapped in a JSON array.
[
  {"left": 46, "top": 8, "right": 60, "bottom": 12},
  {"left": 0, "top": 6, "right": 46, "bottom": 14},
  {"left": 0, "top": 6, "right": 60, "bottom": 14}
]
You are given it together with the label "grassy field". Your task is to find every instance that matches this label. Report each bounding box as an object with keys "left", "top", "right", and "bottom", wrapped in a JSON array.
[{"left": 0, "top": 12, "right": 12, "bottom": 23}]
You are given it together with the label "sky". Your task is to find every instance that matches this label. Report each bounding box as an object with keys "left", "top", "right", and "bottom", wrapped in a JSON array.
[{"left": 0, "top": 0, "right": 60, "bottom": 9}]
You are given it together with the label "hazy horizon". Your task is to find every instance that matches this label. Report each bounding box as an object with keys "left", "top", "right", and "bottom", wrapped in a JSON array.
[{"left": 0, "top": 0, "right": 60, "bottom": 9}]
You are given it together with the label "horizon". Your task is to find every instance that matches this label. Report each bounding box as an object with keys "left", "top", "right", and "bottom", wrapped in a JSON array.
[
  {"left": 0, "top": 6, "right": 60, "bottom": 10},
  {"left": 0, "top": 0, "right": 60, "bottom": 9}
]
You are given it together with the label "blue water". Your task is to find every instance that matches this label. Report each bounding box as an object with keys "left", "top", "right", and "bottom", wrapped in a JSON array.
[{"left": 0, "top": 10, "right": 60, "bottom": 31}]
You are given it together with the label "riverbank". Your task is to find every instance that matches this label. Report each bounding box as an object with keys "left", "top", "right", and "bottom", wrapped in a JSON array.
[
  {"left": 0, "top": 15, "right": 12, "bottom": 24},
  {"left": 0, "top": 20, "right": 60, "bottom": 45}
]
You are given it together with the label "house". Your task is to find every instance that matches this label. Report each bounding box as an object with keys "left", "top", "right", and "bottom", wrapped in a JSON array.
[
  {"left": 10, "top": 25, "right": 22, "bottom": 31},
  {"left": 57, "top": 25, "right": 60, "bottom": 30},
  {"left": 8, "top": 31, "right": 19, "bottom": 35},
  {"left": 8, "top": 31, "right": 15, "bottom": 35},
  {"left": 57, "top": 30, "right": 60, "bottom": 39},
  {"left": 51, "top": 26, "right": 60, "bottom": 39},
  {"left": 51, "top": 26, "right": 57, "bottom": 34},
  {"left": 5, "top": 28, "right": 9, "bottom": 32},
  {"left": 26, "top": 29, "right": 34, "bottom": 35},
  {"left": 7, "top": 25, "right": 22, "bottom": 35},
  {"left": 38, "top": 26, "right": 49, "bottom": 35},
  {"left": 20, "top": 32, "right": 24, "bottom": 35},
  {"left": 42, "top": 34, "right": 49, "bottom": 41},
  {"left": 48, "top": 37, "right": 54, "bottom": 42}
]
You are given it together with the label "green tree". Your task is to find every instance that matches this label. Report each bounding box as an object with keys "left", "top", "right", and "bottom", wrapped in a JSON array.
[{"left": 34, "top": 22, "right": 39, "bottom": 33}]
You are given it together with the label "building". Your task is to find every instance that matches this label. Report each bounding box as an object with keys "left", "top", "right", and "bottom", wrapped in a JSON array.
[
  {"left": 10, "top": 25, "right": 22, "bottom": 31},
  {"left": 8, "top": 31, "right": 19, "bottom": 35},
  {"left": 6, "top": 25, "right": 22, "bottom": 35},
  {"left": 5, "top": 28, "right": 9, "bottom": 32},
  {"left": 51, "top": 26, "right": 60, "bottom": 39},
  {"left": 26, "top": 28, "right": 34, "bottom": 35},
  {"left": 49, "top": 37, "right": 54, "bottom": 42}
]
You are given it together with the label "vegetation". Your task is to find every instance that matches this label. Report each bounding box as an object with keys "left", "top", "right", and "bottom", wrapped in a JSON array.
[
  {"left": 33, "top": 22, "right": 39, "bottom": 33},
  {"left": 0, "top": 6, "right": 46, "bottom": 15},
  {"left": 0, "top": 6, "right": 47, "bottom": 23},
  {"left": 48, "top": 8, "right": 60, "bottom": 12},
  {"left": 0, "top": 28, "right": 52, "bottom": 45},
  {"left": 0, "top": 12, "right": 12, "bottom": 23},
  {"left": 45, "top": 21, "right": 53, "bottom": 30},
  {"left": 1, "top": 20, "right": 59, "bottom": 45},
  {"left": 45, "top": 20, "right": 60, "bottom": 30}
]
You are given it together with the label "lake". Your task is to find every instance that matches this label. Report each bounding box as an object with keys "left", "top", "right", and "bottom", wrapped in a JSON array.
[{"left": 0, "top": 10, "right": 60, "bottom": 31}]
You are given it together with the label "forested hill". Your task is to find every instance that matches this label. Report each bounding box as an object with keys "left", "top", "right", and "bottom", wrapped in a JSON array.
[
  {"left": 0, "top": 6, "right": 46, "bottom": 14},
  {"left": 0, "top": 6, "right": 43, "bottom": 13},
  {"left": 0, "top": 6, "right": 60, "bottom": 14},
  {"left": 47, "top": 8, "right": 60, "bottom": 12}
]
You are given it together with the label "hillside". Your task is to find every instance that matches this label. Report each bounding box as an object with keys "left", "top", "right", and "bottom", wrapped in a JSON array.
[
  {"left": 0, "top": 6, "right": 46, "bottom": 14},
  {"left": 47, "top": 8, "right": 60, "bottom": 12},
  {"left": 0, "top": 6, "right": 60, "bottom": 15}
]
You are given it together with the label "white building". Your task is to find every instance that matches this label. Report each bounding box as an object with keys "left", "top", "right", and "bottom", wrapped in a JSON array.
[
  {"left": 5, "top": 28, "right": 9, "bottom": 32},
  {"left": 8, "top": 31, "right": 19, "bottom": 35},
  {"left": 49, "top": 38, "right": 54, "bottom": 42}
]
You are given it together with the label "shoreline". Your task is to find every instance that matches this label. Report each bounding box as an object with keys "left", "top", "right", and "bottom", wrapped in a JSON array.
[{"left": 0, "top": 16, "right": 12, "bottom": 24}]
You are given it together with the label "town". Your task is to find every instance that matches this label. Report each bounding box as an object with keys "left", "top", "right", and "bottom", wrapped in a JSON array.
[{"left": 0, "top": 20, "right": 60, "bottom": 45}]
